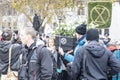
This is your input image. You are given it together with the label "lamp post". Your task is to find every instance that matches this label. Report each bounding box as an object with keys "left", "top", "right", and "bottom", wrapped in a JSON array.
[{"left": 57, "top": 16, "right": 62, "bottom": 47}]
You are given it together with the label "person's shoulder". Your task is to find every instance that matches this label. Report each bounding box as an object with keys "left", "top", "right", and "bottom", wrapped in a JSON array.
[
  {"left": 37, "top": 45, "right": 49, "bottom": 53},
  {"left": 104, "top": 47, "right": 113, "bottom": 57},
  {"left": 40, "top": 46, "right": 50, "bottom": 54},
  {"left": 113, "top": 49, "right": 120, "bottom": 55},
  {"left": 12, "top": 43, "right": 22, "bottom": 49},
  {"left": 76, "top": 46, "right": 85, "bottom": 54},
  {"left": 78, "top": 38, "right": 86, "bottom": 46},
  {"left": 37, "top": 45, "right": 52, "bottom": 58}
]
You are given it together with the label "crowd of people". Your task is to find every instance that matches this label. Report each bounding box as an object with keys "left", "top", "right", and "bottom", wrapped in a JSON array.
[{"left": 0, "top": 24, "right": 120, "bottom": 80}]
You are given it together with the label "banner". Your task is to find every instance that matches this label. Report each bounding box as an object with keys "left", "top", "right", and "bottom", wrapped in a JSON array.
[{"left": 88, "top": 2, "right": 112, "bottom": 28}]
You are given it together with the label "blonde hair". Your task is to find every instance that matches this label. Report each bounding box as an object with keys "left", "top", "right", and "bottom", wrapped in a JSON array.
[
  {"left": 48, "top": 37, "right": 55, "bottom": 47},
  {"left": 22, "top": 27, "right": 37, "bottom": 39}
]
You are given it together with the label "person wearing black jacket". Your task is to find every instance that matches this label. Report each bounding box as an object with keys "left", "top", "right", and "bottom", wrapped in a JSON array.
[
  {"left": 71, "top": 28, "right": 120, "bottom": 80},
  {"left": 19, "top": 27, "right": 53, "bottom": 80},
  {"left": 0, "top": 28, "right": 22, "bottom": 80}
]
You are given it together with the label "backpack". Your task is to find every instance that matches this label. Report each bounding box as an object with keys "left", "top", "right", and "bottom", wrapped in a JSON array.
[
  {"left": 18, "top": 45, "right": 58, "bottom": 80},
  {"left": 36, "top": 45, "right": 58, "bottom": 80}
]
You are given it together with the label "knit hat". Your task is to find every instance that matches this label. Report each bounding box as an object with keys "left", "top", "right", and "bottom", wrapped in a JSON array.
[
  {"left": 86, "top": 28, "right": 99, "bottom": 41},
  {"left": 75, "top": 23, "right": 86, "bottom": 35}
]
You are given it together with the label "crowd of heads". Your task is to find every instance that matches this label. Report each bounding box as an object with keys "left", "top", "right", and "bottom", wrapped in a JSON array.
[{"left": 0, "top": 24, "right": 119, "bottom": 53}]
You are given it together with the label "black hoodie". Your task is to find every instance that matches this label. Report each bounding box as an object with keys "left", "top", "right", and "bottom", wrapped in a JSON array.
[
  {"left": 0, "top": 41, "right": 11, "bottom": 63},
  {"left": 72, "top": 41, "right": 120, "bottom": 80},
  {"left": 0, "top": 41, "right": 22, "bottom": 74}
]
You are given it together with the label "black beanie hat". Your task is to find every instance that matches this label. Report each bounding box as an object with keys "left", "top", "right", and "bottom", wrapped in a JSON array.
[
  {"left": 75, "top": 23, "right": 86, "bottom": 35},
  {"left": 86, "top": 28, "right": 99, "bottom": 41}
]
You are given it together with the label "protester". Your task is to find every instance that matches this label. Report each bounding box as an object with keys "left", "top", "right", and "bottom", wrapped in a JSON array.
[
  {"left": 107, "top": 44, "right": 117, "bottom": 52},
  {"left": 19, "top": 27, "right": 53, "bottom": 80},
  {"left": 103, "top": 33, "right": 111, "bottom": 46},
  {"left": 12, "top": 30, "right": 22, "bottom": 44},
  {"left": 107, "top": 43, "right": 118, "bottom": 80},
  {"left": 47, "top": 37, "right": 66, "bottom": 80},
  {"left": 0, "top": 28, "right": 22, "bottom": 80},
  {"left": 72, "top": 28, "right": 120, "bottom": 80},
  {"left": 112, "top": 41, "right": 120, "bottom": 80},
  {"left": 59, "top": 23, "right": 86, "bottom": 62}
]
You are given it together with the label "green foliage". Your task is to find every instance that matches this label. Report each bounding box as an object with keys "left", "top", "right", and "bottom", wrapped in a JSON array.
[
  {"left": 88, "top": 1, "right": 112, "bottom": 28},
  {"left": 55, "top": 24, "right": 75, "bottom": 37}
]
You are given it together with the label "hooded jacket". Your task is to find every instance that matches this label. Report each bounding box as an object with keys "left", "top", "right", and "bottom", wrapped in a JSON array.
[
  {"left": 0, "top": 41, "right": 22, "bottom": 74},
  {"left": 72, "top": 41, "right": 120, "bottom": 80}
]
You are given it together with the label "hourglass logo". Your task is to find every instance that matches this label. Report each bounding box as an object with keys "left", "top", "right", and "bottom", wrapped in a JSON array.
[{"left": 60, "top": 38, "right": 67, "bottom": 45}]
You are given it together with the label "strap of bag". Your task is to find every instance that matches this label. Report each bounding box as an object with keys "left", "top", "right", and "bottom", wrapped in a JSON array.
[
  {"left": 8, "top": 45, "right": 13, "bottom": 73},
  {"left": 27, "top": 46, "right": 37, "bottom": 64}
]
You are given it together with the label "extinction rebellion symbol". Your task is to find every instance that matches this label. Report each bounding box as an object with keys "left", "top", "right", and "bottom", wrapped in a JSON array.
[
  {"left": 90, "top": 5, "right": 110, "bottom": 26},
  {"left": 60, "top": 38, "right": 67, "bottom": 45}
]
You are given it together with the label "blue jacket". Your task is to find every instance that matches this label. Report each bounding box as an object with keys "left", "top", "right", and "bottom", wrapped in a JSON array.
[
  {"left": 112, "top": 50, "right": 120, "bottom": 80},
  {"left": 64, "top": 35, "right": 86, "bottom": 62}
]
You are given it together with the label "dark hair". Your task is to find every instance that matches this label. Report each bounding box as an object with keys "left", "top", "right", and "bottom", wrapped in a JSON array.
[
  {"left": 86, "top": 28, "right": 99, "bottom": 41},
  {"left": 2, "top": 28, "right": 12, "bottom": 41},
  {"left": 14, "top": 30, "right": 18, "bottom": 34},
  {"left": 75, "top": 23, "right": 86, "bottom": 35},
  {"left": 23, "top": 27, "right": 36, "bottom": 39}
]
